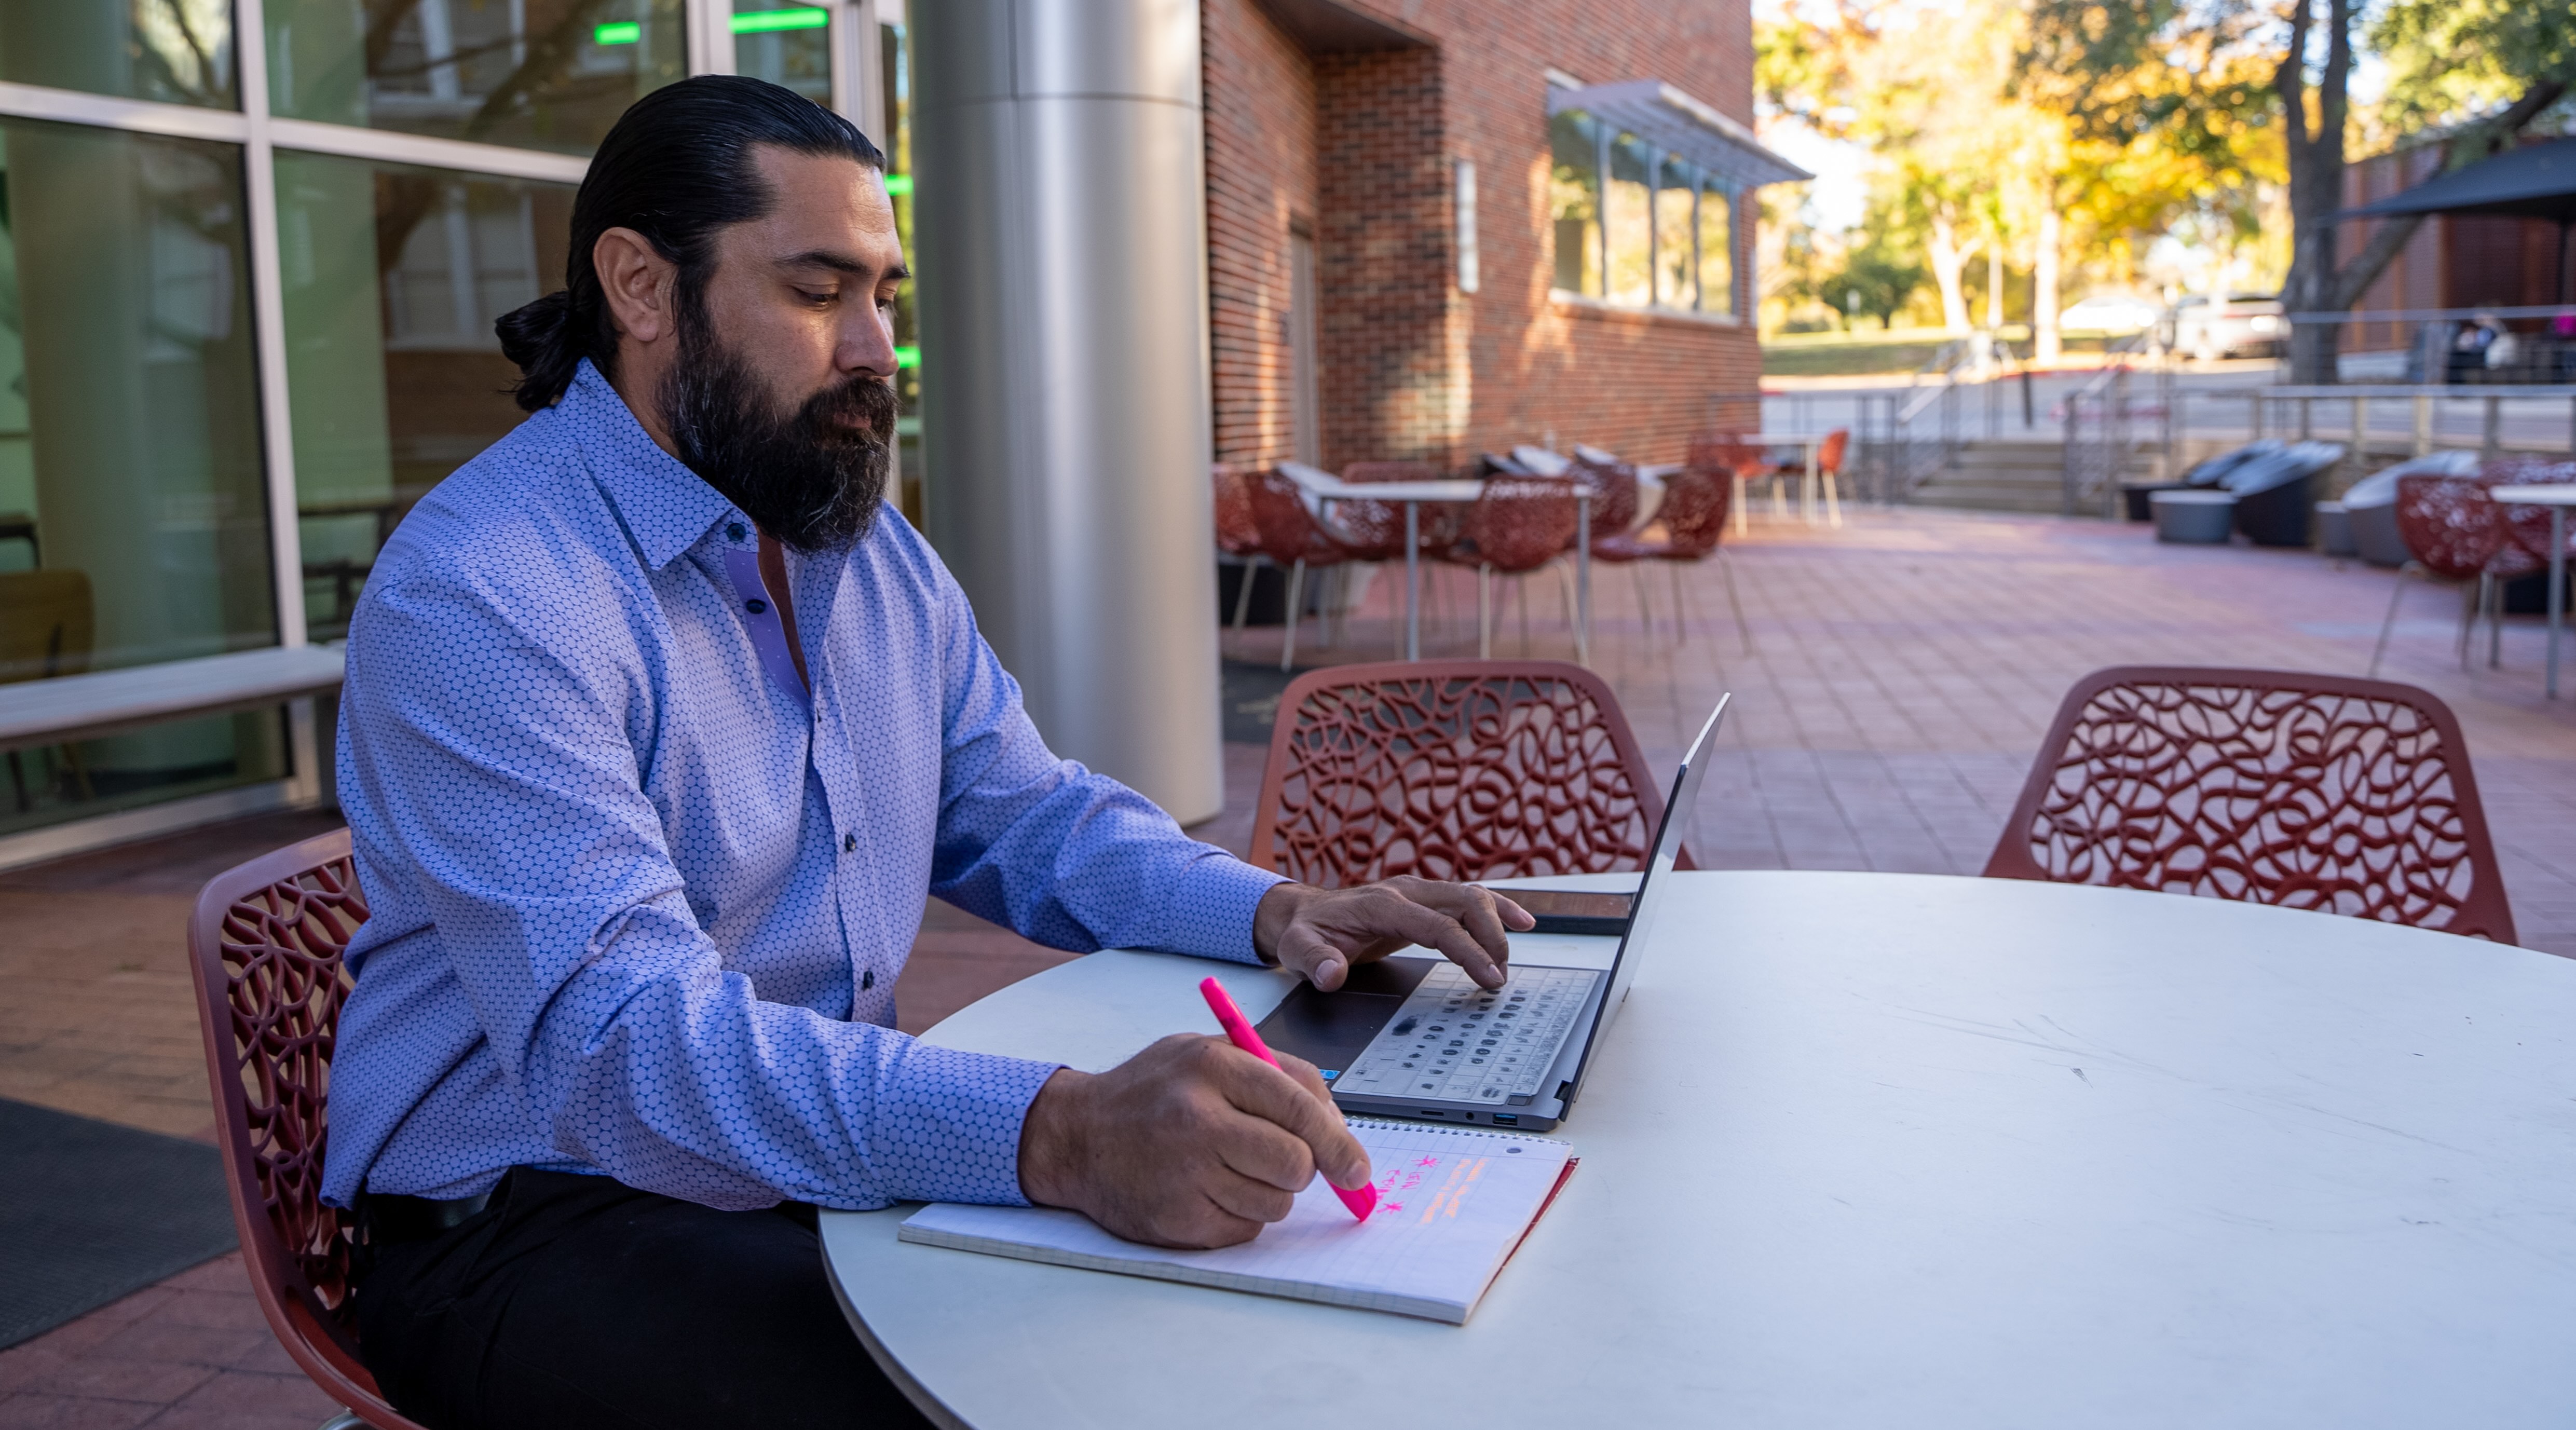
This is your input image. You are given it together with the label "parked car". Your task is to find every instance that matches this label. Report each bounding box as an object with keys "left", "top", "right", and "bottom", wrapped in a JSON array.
[
  {"left": 2161, "top": 294, "right": 2284, "bottom": 360},
  {"left": 2058, "top": 293, "right": 2161, "bottom": 334}
]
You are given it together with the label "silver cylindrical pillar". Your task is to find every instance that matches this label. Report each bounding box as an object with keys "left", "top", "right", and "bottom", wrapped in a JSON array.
[{"left": 915, "top": 0, "right": 1223, "bottom": 824}]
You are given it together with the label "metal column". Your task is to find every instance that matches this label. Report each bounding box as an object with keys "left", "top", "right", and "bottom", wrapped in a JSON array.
[{"left": 914, "top": 0, "right": 1224, "bottom": 822}]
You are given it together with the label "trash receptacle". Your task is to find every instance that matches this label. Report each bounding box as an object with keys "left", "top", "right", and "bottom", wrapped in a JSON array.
[{"left": 2151, "top": 489, "right": 2236, "bottom": 544}]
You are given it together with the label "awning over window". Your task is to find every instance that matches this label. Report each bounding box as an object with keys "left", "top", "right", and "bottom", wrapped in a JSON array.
[{"left": 1548, "top": 79, "right": 1811, "bottom": 190}]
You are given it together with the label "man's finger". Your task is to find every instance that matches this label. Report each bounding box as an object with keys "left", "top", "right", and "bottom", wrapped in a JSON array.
[
  {"left": 1366, "top": 892, "right": 1507, "bottom": 989},
  {"left": 1218, "top": 1051, "right": 1370, "bottom": 1190},
  {"left": 1446, "top": 885, "right": 1517, "bottom": 973},
  {"left": 1276, "top": 924, "right": 1350, "bottom": 990}
]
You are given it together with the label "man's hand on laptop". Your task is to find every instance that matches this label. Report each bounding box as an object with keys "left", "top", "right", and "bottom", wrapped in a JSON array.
[
  {"left": 1017, "top": 1034, "right": 1366, "bottom": 1248},
  {"left": 1252, "top": 877, "right": 1533, "bottom": 992}
]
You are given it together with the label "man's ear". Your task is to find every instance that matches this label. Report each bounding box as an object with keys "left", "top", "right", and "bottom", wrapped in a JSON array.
[{"left": 595, "top": 227, "right": 677, "bottom": 345}]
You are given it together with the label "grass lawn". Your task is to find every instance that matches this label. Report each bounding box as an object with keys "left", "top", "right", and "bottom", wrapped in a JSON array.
[{"left": 1760, "top": 325, "right": 2111, "bottom": 377}]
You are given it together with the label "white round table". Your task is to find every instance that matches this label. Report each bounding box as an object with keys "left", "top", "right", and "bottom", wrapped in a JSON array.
[{"left": 822, "top": 871, "right": 2576, "bottom": 1429}]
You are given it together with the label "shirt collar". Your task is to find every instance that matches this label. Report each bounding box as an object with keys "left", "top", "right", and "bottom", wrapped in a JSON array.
[{"left": 564, "top": 358, "right": 740, "bottom": 571}]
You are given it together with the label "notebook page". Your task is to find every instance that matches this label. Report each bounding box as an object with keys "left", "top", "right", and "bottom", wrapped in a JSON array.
[{"left": 898, "top": 1120, "right": 1575, "bottom": 1324}]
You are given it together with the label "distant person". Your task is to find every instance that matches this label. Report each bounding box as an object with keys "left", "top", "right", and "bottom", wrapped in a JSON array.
[
  {"left": 2449, "top": 312, "right": 2505, "bottom": 383},
  {"left": 325, "top": 76, "right": 1529, "bottom": 1430}
]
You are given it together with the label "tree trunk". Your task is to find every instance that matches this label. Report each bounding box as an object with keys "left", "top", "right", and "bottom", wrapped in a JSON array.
[
  {"left": 2034, "top": 203, "right": 2063, "bottom": 365},
  {"left": 2277, "top": 0, "right": 2353, "bottom": 385},
  {"left": 1928, "top": 215, "right": 1975, "bottom": 336},
  {"left": 1986, "top": 246, "right": 2003, "bottom": 329}
]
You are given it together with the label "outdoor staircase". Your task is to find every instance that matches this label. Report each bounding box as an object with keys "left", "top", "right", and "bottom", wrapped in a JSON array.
[{"left": 1905, "top": 437, "right": 2157, "bottom": 516}]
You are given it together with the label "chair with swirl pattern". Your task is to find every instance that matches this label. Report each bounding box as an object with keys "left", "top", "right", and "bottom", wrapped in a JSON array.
[
  {"left": 1249, "top": 659, "right": 1693, "bottom": 886},
  {"left": 1984, "top": 666, "right": 2515, "bottom": 943}
]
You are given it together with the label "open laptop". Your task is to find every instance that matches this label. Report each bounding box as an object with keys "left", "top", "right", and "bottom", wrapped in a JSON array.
[{"left": 1256, "top": 694, "right": 1729, "bottom": 1132}]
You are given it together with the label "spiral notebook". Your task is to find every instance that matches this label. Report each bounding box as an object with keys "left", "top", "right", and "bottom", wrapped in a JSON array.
[{"left": 897, "top": 1119, "right": 1577, "bottom": 1324}]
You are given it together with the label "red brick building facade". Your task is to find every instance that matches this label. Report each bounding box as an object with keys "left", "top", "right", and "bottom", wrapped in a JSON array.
[{"left": 1204, "top": 0, "right": 1767, "bottom": 474}]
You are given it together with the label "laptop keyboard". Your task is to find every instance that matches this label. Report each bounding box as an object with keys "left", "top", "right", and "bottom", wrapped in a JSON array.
[{"left": 1329, "top": 963, "right": 1599, "bottom": 1106}]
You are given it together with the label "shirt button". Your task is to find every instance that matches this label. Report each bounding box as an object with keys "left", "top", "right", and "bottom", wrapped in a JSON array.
[
  {"left": 842, "top": 833, "right": 856, "bottom": 853},
  {"left": 861, "top": 970, "right": 876, "bottom": 991},
  {"left": 727, "top": 522, "right": 746, "bottom": 542},
  {"left": 745, "top": 598, "right": 768, "bottom": 615}
]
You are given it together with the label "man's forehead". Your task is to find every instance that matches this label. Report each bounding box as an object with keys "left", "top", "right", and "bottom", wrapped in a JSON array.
[{"left": 739, "top": 144, "right": 899, "bottom": 258}]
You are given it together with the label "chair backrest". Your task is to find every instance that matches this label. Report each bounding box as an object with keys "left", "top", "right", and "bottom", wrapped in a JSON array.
[
  {"left": 1983, "top": 666, "right": 2517, "bottom": 944},
  {"left": 1685, "top": 431, "right": 1765, "bottom": 478},
  {"left": 1569, "top": 453, "right": 1642, "bottom": 534},
  {"left": 1461, "top": 476, "right": 1579, "bottom": 573},
  {"left": 1211, "top": 464, "right": 1262, "bottom": 557},
  {"left": 188, "top": 829, "right": 425, "bottom": 1430},
  {"left": 2393, "top": 474, "right": 2504, "bottom": 581},
  {"left": 1341, "top": 459, "right": 1440, "bottom": 485},
  {"left": 2487, "top": 457, "right": 2576, "bottom": 563},
  {"left": 0, "top": 568, "right": 96, "bottom": 686},
  {"left": 1249, "top": 660, "right": 1675, "bottom": 885},
  {"left": 1246, "top": 469, "right": 1350, "bottom": 566},
  {"left": 1816, "top": 428, "right": 1850, "bottom": 473},
  {"left": 1653, "top": 466, "right": 1733, "bottom": 556}
]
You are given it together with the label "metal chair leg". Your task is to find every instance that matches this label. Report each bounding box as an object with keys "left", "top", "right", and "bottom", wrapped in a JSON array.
[
  {"left": 1280, "top": 559, "right": 1306, "bottom": 673},
  {"left": 2489, "top": 569, "right": 2505, "bottom": 668},
  {"left": 1555, "top": 560, "right": 1576, "bottom": 630},
  {"left": 2370, "top": 562, "right": 2418, "bottom": 678},
  {"left": 1631, "top": 563, "right": 1654, "bottom": 638},
  {"left": 1822, "top": 471, "right": 1842, "bottom": 527},
  {"left": 1517, "top": 572, "right": 1533, "bottom": 655},
  {"left": 1716, "top": 549, "right": 1753, "bottom": 653},
  {"left": 1478, "top": 564, "right": 1494, "bottom": 659},
  {"left": 318, "top": 1413, "right": 369, "bottom": 1430},
  {"left": 1669, "top": 562, "right": 1690, "bottom": 645},
  {"left": 1231, "top": 556, "right": 1261, "bottom": 632},
  {"left": 2456, "top": 575, "right": 2478, "bottom": 670}
]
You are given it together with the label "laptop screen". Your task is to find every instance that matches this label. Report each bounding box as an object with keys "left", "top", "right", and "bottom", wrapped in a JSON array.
[{"left": 1557, "top": 693, "right": 1728, "bottom": 1108}]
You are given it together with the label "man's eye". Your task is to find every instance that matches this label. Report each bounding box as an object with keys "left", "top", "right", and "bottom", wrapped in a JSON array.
[{"left": 798, "top": 289, "right": 837, "bottom": 306}]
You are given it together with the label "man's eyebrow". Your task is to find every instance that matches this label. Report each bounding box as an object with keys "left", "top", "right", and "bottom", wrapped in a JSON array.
[{"left": 774, "top": 249, "right": 874, "bottom": 277}]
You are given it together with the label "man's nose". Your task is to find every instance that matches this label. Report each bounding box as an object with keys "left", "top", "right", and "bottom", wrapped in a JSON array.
[{"left": 839, "top": 305, "right": 899, "bottom": 378}]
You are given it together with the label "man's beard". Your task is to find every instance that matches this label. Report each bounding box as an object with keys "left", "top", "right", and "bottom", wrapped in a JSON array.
[{"left": 660, "top": 295, "right": 896, "bottom": 553}]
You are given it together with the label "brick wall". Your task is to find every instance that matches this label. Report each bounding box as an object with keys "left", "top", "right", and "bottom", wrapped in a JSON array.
[{"left": 1203, "top": 0, "right": 1762, "bottom": 475}]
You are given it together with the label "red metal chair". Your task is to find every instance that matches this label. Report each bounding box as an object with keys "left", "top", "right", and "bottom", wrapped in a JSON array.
[
  {"left": 2490, "top": 456, "right": 2576, "bottom": 568},
  {"left": 1568, "top": 451, "right": 1643, "bottom": 537},
  {"left": 1249, "top": 659, "right": 1693, "bottom": 885},
  {"left": 1245, "top": 469, "right": 1356, "bottom": 670},
  {"left": 2370, "top": 473, "right": 2546, "bottom": 677},
  {"left": 188, "top": 828, "right": 430, "bottom": 1430},
  {"left": 1984, "top": 666, "right": 2516, "bottom": 943},
  {"left": 1214, "top": 464, "right": 1269, "bottom": 634},
  {"left": 1687, "top": 430, "right": 1768, "bottom": 538},
  {"left": 1590, "top": 463, "right": 1750, "bottom": 651},
  {"left": 1444, "top": 476, "right": 1579, "bottom": 658}
]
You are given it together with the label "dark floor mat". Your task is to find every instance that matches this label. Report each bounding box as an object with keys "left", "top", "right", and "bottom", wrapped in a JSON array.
[
  {"left": 0, "top": 1098, "right": 239, "bottom": 1349},
  {"left": 1221, "top": 661, "right": 1299, "bottom": 745}
]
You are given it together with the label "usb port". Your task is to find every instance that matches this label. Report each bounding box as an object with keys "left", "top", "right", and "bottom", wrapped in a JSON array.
[{"left": 1491, "top": 1113, "right": 1519, "bottom": 1124}]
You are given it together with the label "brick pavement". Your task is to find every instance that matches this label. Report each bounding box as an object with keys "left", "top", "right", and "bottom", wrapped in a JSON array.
[{"left": 6, "top": 505, "right": 2571, "bottom": 1426}]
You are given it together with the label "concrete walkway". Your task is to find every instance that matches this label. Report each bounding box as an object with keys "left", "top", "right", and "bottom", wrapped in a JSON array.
[{"left": 5, "top": 504, "right": 2570, "bottom": 1426}]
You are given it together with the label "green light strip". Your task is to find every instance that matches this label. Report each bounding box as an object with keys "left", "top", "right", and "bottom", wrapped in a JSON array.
[
  {"left": 593, "top": 20, "right": 642, "bottom": 44},
  {"left": 894, "top": 345, "right": 919, "bottom": 369},
  {"left": 882, "top": 173, "right": 913, "bottom": 196},
  {"left": 731, "top": 7, "right": 829, "bottom": 33}
]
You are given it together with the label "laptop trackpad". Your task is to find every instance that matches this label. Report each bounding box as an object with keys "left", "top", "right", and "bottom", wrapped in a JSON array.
[{"left": 1253, "top": 957, "right": 1435, "bottom": 1079}]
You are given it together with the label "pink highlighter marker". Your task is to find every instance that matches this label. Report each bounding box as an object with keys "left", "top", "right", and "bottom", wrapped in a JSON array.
[{"left": 1199, "top": 976, "right": 1378, "bottom": 1221}]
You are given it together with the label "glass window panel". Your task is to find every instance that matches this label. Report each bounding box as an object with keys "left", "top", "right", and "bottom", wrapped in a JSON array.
[
  {"left": 734, "top": 4, "right": 831, "bottom": 106},
  {"left": 880, "top": 19, "right": 922, "bottom": 524},
  {"left": 0, "top": 3, "right": 237, "bottom": 110},
  {"left": 1697, "top": 183, "right": 1735, "bottom": 316},
  {"left": 264, "top": 0, "right": 686, "bottom": 155},
  {"left": 0, "top": 118, "right": 284, "bottom": 834},
  {"left": 1604, "top": 133, "right": 1653, "bottom": 308},
  {"left": 1547, "top": 110, "right": 1600, "bottom": 297},
  {"left": 1653, "top": 157, "right": 1696, "bottom": 309},
  {"left": 275, "top": 151, "right": 574, "bottom": 643}
]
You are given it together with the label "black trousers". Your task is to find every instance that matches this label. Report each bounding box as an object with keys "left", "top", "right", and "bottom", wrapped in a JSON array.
[{"left": 355, "top": 1169, "right": 937, "bottom": 1430}]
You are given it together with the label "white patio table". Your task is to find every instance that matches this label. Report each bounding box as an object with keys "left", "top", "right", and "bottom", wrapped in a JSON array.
[
  {"left": 823, "top": 870, "right": 2576, "bottom": 1430},
  {"left": 1295, "top": 474, "right": 1593, "bottom": 664},
  {"left": 2497, "top": 483, "right": 2576, "bottom": 698}
]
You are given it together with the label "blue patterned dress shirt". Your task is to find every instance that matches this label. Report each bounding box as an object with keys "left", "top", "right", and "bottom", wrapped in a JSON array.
[{"left": 322, "top": 359, "right": 1284, "bottom": 1213}]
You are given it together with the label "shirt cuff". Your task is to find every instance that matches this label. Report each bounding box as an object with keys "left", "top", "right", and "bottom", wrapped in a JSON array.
[
  {"left": 1154, "top": 852, "right": 1290, "bottom": 966},
  {"left": 863, "top": 1041, "right": 1065, "bottom": 1206}
]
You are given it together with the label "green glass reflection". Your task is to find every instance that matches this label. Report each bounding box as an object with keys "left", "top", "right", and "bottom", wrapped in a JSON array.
[
  {"left": 264, "top": 0, "right": 686, "bottom": 155},
  {"left": 1605, "top": 134, "right": 1654, "bottom": 309},
  {"left": 1653, "top": 158, "right": 1697, "bottom": 309},
  {"left": 879, "top": 19, "right": 922, "bottom": 525},
  {"left": 274, "top": 151, "right": 575, "bottom": 642},
  {"left": 0, "top": 3, "right": 237, "bottom": 110},
  {"left": 1547, "top": 110, "right": 1600, "bottom": 297},
  {"left": 0, "top": 119, "right": 284, "bottom": 834},
  {"left": 733, "top": 3, "right": 829, "bottom": 106}
]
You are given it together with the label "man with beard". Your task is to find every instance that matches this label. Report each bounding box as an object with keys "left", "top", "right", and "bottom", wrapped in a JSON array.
[{"left": 324, "top": 76, "right": 1528, "bottom": 1430}]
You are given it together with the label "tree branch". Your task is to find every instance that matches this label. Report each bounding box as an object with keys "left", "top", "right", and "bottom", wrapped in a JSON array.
[{"left": 2325, "top": 77, "right": 2571, "bottom": 310}]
